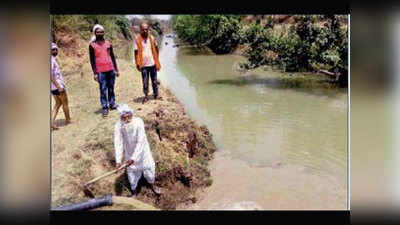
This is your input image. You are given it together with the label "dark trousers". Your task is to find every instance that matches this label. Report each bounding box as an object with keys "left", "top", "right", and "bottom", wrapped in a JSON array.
[
  {"left": 141, "top": 65, "right": 158, "bottom": 97},
  {"left": 98, "top": 70, "right": 116, "bottom": 110}
]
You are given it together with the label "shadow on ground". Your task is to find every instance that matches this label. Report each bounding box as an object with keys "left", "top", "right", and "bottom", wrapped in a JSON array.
[
  {"left": 94, "top": 108, "right": 104, "bottom": 115},
  {"left": 55, "top": 119, "right": 68, "bottom": 127},
  {"left": 132, "top": 95, "right": 160, "bottom": 104}
]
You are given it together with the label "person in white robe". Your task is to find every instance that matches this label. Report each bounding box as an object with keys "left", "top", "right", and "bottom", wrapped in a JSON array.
[{"left": 114, "top": 103, "right": 161, "bottom": 196}]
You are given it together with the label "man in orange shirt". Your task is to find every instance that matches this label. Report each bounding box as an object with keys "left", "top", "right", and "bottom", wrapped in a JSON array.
[{"left": 134, "top": 22, "right": 161, "bottom": 104}]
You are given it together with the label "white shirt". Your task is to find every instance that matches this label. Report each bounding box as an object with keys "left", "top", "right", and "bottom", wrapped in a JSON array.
[
  {"left": 51, "top": 56, "right": 66, "bottom": 91},
  {"left": 114, "top": 117, "right": 155, "bottom": 171},
  {"left": 134, "top": 35, "right": 157, "bottom": 67}
]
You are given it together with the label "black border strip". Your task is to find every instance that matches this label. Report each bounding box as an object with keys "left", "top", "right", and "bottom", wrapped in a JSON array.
[
  {"left": 50, "top": 1, "right": 350, "bottom": 14},
  {"left": 50, "top": 210, "right": 350, "bottom": 224}
]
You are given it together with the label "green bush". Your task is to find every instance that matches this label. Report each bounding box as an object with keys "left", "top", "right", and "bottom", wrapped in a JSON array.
[
  {"left": 172, "top": 15, "right": 245, "bottom": 54},
  {"left": 52, "top": 15, "right": 132, "bottom": 42},
  {"left": 241, "top": 15, "right": 348, "bottom": 74}
]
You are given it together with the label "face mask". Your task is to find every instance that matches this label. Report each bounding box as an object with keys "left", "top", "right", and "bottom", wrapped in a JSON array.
[{"left": 96, "top": 35, "right": 104, "bottom": 40}]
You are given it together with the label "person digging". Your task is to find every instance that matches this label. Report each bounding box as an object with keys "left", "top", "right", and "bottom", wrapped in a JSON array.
[{"left": 114, "top": 103, "right": 162, "bottom": 197}]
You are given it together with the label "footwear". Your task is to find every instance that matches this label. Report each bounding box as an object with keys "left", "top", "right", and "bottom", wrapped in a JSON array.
[
  {"left": 102, "top": 109, "right": 108, "bottom": 117},
  {"left": 110, "top": 105, "right": 118, "bottom": 110},
  {"left": 154, "top": 95, "right": 162, "bottom": 100},
  {"left": 151, "top": 185, "right": 162, "bottom": 195},
  {"left": 129, "top": 193, "right": 137, "bottom": 198},
  {"left": 142, "top": 96, "right": 149, "bottom": 104},
  {"left": 129, "top": 190, "right": 138, "bottom": 198}
]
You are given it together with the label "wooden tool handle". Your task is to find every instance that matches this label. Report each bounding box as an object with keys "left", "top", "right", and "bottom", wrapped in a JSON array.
[{"left": 84, "top": 163, "right": 129, "bottom": 186}]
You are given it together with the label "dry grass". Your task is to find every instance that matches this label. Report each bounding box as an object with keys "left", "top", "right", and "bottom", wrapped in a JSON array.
[{"left": 51, "top": 43, "right": 216, "bottom": 210}]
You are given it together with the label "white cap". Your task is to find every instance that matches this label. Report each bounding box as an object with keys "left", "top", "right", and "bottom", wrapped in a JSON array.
[
  {"left": 93, "top": 24, "right": 104, "bottom": 34},
  {"left": 117, "top": 103, "right": 133, "bottom": 116}
]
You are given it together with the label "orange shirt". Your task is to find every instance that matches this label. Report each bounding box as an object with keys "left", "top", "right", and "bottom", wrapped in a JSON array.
[{"left": 135, "top": 34, "right": 161, "bottom": 71}]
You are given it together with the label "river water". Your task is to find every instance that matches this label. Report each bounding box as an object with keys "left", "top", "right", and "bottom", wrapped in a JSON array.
[{"left": 158, "top": 37, "right": 348, "bottom": 210}]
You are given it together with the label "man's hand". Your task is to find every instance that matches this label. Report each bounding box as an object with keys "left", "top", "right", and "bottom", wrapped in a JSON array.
[
  {"left": 115, "top": 163, "right": 122, "bottom": 173},
  {"left": 57, "top": 86, "right": 64, "bottom": 93},
  {"left": 126, "top": 159, "right": 134, "bottom": 166},
  {"left": 115, "top": 71, "right": 119, "bottom": 77},
  {"left": 94, "top": 74, "right": 98, "bottom": 82},
  {"left": 136, "top": 65, "right": 141, "bottom": 72}
]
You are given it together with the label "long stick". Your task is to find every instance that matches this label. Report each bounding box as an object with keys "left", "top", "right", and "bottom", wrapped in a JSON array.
[{"left": 84, "top": 163, "right": 129, "bottom": 186}]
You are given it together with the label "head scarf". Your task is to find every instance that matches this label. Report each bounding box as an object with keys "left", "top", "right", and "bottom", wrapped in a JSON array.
[
  {"left": 90, "top": 24, "right": 105, "bottom": 43},
  {"left": 117, "top": 103, "right": 133, "bottom": 117},
  {"left": 51, "top": 43, "right": 58, "bottom": 50}
]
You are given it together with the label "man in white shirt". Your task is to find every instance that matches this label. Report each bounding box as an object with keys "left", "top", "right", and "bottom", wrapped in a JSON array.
[{"left": 114, "top": 103, "right": 161, "bottom": 197}]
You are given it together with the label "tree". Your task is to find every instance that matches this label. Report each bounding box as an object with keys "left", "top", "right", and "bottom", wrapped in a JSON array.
[
  {"left": 240, "top": 14, "right": 348, "bottom": 80},
  {"left": 172, "top": 15, "right": 245, "bottom": 54}
]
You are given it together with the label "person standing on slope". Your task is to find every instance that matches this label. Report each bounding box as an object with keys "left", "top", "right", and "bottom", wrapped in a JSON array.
[
  {"left": 89, "top": 24, "right": 119, "bottom": 117},
  {"left": 134, "top": 22, "right": 162, "bottom": 104}
]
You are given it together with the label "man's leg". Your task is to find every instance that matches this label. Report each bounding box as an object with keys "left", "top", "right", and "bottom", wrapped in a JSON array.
[
  {"left": 126, "top": 168, "right": 142, "bottom": 196},
  {"left": 59, "top": 91, "right": 72, "bottom": 124},
  {"left": 141, "top": 67, "right": 150, "bottom": 103},
  {"left": 51, "top": 94, "right": 62, "bottom": 129},
  {"left": 149, "top": 66, "right": 159, "bottom": 99},
  {"left": 98, "top": 72, "right": 108, "bottom": 116},
  {"left": 107, "top": 70, "right": 116, "bottom": 109},
  {"left": 143, "top": 167, "right": 161, "bottom": 195}
]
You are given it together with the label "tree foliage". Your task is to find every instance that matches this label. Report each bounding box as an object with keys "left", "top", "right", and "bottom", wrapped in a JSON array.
[
  {"left": 52, "top": 15, "right": 132, "bottom": 42},
  {"left": 172, "top": 15, "right": 245, "bottom": 54},
  {"left": 240, "top": 15, "right": 348, "bottom": 75}
]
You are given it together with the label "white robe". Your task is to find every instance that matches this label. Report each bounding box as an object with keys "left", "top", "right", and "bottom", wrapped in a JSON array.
[{"left": 114, "top": 117, "right": 155, "bottom": 172}]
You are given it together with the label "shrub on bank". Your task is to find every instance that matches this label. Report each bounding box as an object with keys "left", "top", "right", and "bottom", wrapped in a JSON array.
[
  {"left": 172, "top": 15, "right": 245, "bottom": 54},
  {"left": 52, "top": 15, "right": 132, "bottom": 43},
  {"left": 240, "top": 15, "right": 348, "bottom": 78}
]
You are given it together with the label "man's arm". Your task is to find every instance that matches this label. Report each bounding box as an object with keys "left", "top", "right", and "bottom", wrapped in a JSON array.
[
  {"left": 89, "top": 45, "right": 97, "bottom": 74},
  {"left": 109, "top": 45, "right": 118, "bottom": 73},
  {"left": 114, "top": 122, "right": 124, "bottom": 169},
  {"left": 51, "top": 75, "right": 62, "bottom": 91},
  {"left": 51, "top": 60, "right": 63, "bottom": 92},
  {"left": 130, "top": 119, "right": 146, "bottom": 162},
  {"left": 134, "top": 39, "right": 140, "bottom": 71},
  {"left": 134, "top": 50, "right": 138, "bottom": 62},
  {"left": 89, "top": 45, "right": 99, "bottom": 81},
  {"left": 152, "top": 36, "right": 159, "bottom": 55},
  {"left": 51, "top": 73, "right": 63, "bottom": 92},
  {"left": 134, "top": 50, "right": 140, "bottom": 71}
]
